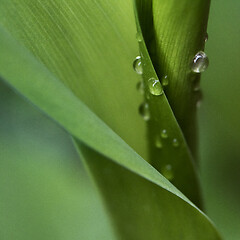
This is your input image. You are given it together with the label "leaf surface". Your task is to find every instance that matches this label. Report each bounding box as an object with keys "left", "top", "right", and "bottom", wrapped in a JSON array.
[
  {"left": 134, "top": 0, "right": 203, "bottom": 205},
  {"left": 0, "top": 0, "right": 221, "bottom": 239},
  {"left": 151, "top": 0, "right": 210, "bottom": 156}
]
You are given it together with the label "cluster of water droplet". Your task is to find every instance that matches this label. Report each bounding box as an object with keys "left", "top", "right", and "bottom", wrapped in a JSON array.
[
  {"left": 154, "top": 129, "right": 180, "bottom": 149},
  {"left": 133, "top": 32, "right": 190, "bottom": 182},
  {"left": 153, "top": 128, "right": 181, "bottom": 180},
  {"left": 133, "top": 54, "right": 168, "bottom": 121}
]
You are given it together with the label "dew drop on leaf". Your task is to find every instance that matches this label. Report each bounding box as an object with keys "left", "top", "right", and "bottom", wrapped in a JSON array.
[
  {"left": 161, "top": 75, "right": 169, "bottom": 87},
  {"left": 136, "top": 32, "right": 142, "bottom": 42},
  {"left": 133, "top": 56, "right": 143, "bottom": 75},
  {"left": 196, "top": 99, "right": 202, "bottom": 108},
  {"left": 139, "top": 102, "right": 150, "bottom": 121},
  {"left": 193, "top": 81, "right": 200, "bottom": 91},
  {"left": 161, "top": 164, "right": 174, "bottom": 181},
  {"left": 191, "top": 51, "right": 209, "bottom": 73},
  {"left": 136, "top": 81, "right": 144, "bottom": 95},
  {"left": 172, "top": 138, "right": 179, "bottom": 148},
  {"left": 204, "top": 33, "right": 208, "bottom": 43},
  {"left": 148, "top": 78, "right": 163, "bottom": 96},
  {"left": 155, "top": 135, "right": 163, "bottom": 149},
  {"left": 161, "top": 129, "right": 168, "bottom": 139},
  {"left": 195, "top": 90, "right": 203, "bottom": 108}
]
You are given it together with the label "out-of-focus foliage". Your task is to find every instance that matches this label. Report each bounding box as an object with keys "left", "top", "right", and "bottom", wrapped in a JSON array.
[
  {"left": 200, "top": 1, "right": 240, "bottom": 239},
  {"left": 0, "top": 82, "right": 115, "bottom": 240}
]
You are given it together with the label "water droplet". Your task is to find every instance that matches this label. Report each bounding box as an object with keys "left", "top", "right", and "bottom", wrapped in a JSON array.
[
  {"left": 155, "top": 135, "right": 163, "bottom": 149},
  {"left": 196, "top": 99, "right": 202, "bottom": 108},
  {"left": 136, "top": 32, "right": 142, "bottom": 42},
  {"left": 172, "top": 138, "right": 179, "bottom": 147},
  {"left": 204, "top": 33, "right": 208, "bottom": 43},
  {"left": 148, "top": 78, "right": 163, "bottom": 96},
  {"left": 161, "top": 129, "right": 168, "bottom": 139},
  {"left": 133, "top": 56, "right": 143, "bottom": 75},
  {"left": 193, "top": 81, "right": 200, "bottom": 91},
  {"left": 139, "top": 102, "right": 150, "bottom": 121},
  {"left": 161, "top": 164, "right": 174, "bottom": 181},
  {"left": 161, "top": 75, "right": 169, "bottom": 86},
  {"left": 195, "top": 90, "right": 203, "bottom": 108},
  {"left": 191, "top": 51, "right": 209, "bottom": 73},
  {"left": 136, "top": 81, "right": 144, "bottom": 94}
]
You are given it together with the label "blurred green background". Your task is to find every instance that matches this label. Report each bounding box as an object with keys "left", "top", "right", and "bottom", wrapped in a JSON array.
[
  {"left": 200, "top": 0, "right": 240, "bottom": 239},
  {"left": 0, "top": 0, "right": 239, "bottom": 239}
]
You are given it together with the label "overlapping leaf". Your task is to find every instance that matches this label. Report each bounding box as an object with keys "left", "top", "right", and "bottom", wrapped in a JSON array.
[{"left": 0, "top": 0, "right": 221, "bottom": 239}]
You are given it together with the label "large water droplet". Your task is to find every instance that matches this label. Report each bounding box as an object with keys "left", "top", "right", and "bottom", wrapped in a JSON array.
[
  {"left": 133, "top": 56, "right": 143, "bottom": 75},
  {"left": 139, "top": 102, "right": 150, "bottom": 121},
  {"left": 172, "top": 138, "right": 179, "bottom": 148},
  {"left": 136, "top": 81, "right": 144, "bottom": 94},
  {"left": 155, "top": 135, "right": 163, "bottom": 149},
  {"left": 161, "top": 129, "right": 168, "bottom": 139},
  {"left": 136, "top": 32, "right": 142, "bottom": 42},
  {"left": 161, "top": 164, "right": 174, "bottom": 181},
  {"left": 191, "top": 51, "right": 209, "bottom": 73},
  {"left": 161, "top": 75, "right": 169, "bottom": 86},
  {"left": 148, "top": 78, "right": 163, "bottom": 96}
]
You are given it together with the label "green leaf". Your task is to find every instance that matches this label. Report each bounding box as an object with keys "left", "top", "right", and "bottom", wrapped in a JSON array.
[
  {"left": 77, "top": 141, "right": 221, "bottom": 240},
  {"left": 0, "top": 0, "right": 202, "bottom": 205},
  {"left": 134, "top": 0, "right": 203, "bottom": 206},
  {"left": 0, "top": 0, "right": 221, "bottom": 239},
  {"left": 0, "top": 82, "right": 115, "bottom": 240},
  {"left": 0, "top": 0, "right": 149, "bottom": 161},
  {"left": 151, "top": 0, "right": 210, "bottom": 156},
  {"left": 0, "top": 25, "right": 192, "bottom": 206}
]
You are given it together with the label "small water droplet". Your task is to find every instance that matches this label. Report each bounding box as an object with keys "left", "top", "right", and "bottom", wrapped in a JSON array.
[
  {"left": 136, "top": 81, "right": 144, "bottom": 94},
  {"left": 204, "top": 33, "right": 208, "bottom": 43},
  {"left": 191, "top": 51, "right": 209, "bottom": 73},
  {"left": 139, "top": 102, "right": 150, "bottom": 121},
  {"left": 161, "top": 164, "right": 174, "bottom": 181},
  {"left": 155, "top": 135, "right": 163, "bottom": 149},
  {"left": 196, "top": 99, "right": 202, "bottom": 108},
  {"left": 133, "top": 56, "right": 143, "bottom": 75},
  {"left": 148, "top": 78, "right": 163, "bottom": 96},
  {"left": 172, "top": 138, "right": 179, "bottom": 147},
  {"left": 195, "top": 90, "right": 203, "bottom": 108},
  {"left": 136, "top": 32, "right": 142, "bottom": 42},
  {"left": 161, "top": 75, "right": 169, "bottom": 86},
  {"left": 193, "top": 81, "right": 200, "bottom": 91},
  {"left": 161, "top": 129, "right": 168, "bottom": 139}
]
